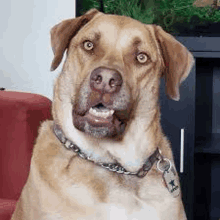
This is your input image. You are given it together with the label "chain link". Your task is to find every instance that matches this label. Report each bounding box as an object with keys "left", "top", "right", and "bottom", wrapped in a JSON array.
[
  {"left": 54, "top": 125, "right": 160, "bottom": 177},
  {"left": 61, "top": 136, "right": 137, "bottom": 175},
  {"left": 65, "top": 138, "right": 157, "bottom": 175}
]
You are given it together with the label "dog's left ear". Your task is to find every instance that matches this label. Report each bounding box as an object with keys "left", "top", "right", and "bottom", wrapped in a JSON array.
[
  {"left": 154, "top": 25, "right": 195, "bottom": 101},
  {"left": 50, "top": 9, "right": 100, "bottom": 71}
]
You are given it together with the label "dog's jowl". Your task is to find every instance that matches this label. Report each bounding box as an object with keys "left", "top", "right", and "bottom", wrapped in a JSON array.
[{"left": 11, "top": 9, "right": 194, "bottom": 220}]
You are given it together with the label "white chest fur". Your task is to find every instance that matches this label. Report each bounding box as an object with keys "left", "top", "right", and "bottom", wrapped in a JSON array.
[
  {"left": 99, "top": 203, "right": 160, "bottom": 220},
  {"left": 59, "top": 182, "right": 174, "bottom": 220}
]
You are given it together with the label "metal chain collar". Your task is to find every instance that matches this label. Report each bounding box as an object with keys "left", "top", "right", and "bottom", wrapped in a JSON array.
[
  {"left": 62, "top": 138, "right": 138, "bottom": 175},
  {"left": 53, "top": 124, "right": 163, "bottom": 177}
]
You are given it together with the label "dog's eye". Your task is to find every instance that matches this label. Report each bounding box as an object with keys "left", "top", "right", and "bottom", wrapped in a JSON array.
[
  {"left": 84, "top": 41, "right": 94, "bottom": 50},
  {"left": 137, "top": 53, "right": 148, "bottom": 63}
]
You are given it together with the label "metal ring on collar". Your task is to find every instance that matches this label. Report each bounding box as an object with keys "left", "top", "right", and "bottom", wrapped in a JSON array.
[{"left": 157, "top": 158, "right": 172, "bottom": 173}]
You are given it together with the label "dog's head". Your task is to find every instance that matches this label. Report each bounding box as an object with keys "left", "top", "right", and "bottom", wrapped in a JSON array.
[{"left": 51, "top": 9, "right": 194, "bottom": 139}]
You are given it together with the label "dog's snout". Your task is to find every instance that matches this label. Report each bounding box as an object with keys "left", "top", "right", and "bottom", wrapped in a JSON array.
[{"left": 90, "top": 67, "right": 122, "bottom": 94}]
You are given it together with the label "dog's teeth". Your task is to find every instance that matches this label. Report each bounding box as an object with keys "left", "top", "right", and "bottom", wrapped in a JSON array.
[
  {"left": 110, "top": 110, "right": 114, "bottom": 115},
  {"left": 89, "top": 108, "right": 114, "bottom": 118},
  {"left": 89, "top": 108, "right": 98, "bottom": 116}
]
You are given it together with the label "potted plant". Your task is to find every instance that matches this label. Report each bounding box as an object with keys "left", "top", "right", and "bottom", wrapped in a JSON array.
[{"left": 76, "top": 0, "right": 220, "bottom": 37}]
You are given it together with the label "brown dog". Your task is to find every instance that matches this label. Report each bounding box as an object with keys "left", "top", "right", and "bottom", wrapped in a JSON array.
[{"left": 11, "top": 9, "right": 194, "bottom": 220}]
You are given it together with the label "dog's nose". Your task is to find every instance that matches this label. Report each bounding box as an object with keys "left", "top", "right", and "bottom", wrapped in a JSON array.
[{"left": 90, "top": 67, "right": 123, "bottom": 93}]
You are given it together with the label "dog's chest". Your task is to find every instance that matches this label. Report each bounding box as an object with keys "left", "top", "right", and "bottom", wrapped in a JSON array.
[
  {"left": 63, "top": 187, "right": 161, "bottom": 220},
  {"left": 96, "top": 190, "right": 161, "bottom": 220},
  {"left": 95, "top": 203, "right": 160, "bottom": 220},
  {"left": 61, "top": 173, "right": 165, "bottom": 220},
  {"left": 32, "top": 157, "right": 177, "bottom": 220}
]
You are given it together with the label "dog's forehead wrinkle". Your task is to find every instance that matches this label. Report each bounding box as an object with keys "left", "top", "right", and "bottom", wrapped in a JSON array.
[
  {"left": 80, "top": 31, "right": 101, "bottom": 43},
  {"left": 132, "top": 37, "right": 142, "bottom": 46},
  {"left": 94, "top": 21, "right": 119, "bottom": 45},
  {"left": 118, "top": 29, "right": 142, "bottom": 48},
  {"left": 94, "top": 16, "right": 149, "bottom": 47},
  {"left": 79, "top": 18, "right": 157, "bottom": 63}
]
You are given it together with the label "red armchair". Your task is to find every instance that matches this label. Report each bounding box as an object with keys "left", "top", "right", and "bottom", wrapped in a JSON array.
[{"left": 0, "top": 91, "right": 52, "bottom": 220}]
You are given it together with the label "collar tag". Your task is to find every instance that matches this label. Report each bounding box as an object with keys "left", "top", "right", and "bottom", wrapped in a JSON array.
[{"left": 163, "top": 169, "right": 180, "bottom": 197}]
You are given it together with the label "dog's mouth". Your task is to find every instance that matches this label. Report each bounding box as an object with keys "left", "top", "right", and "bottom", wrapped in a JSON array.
[
  {"left": 86, "top": 103, "right": 115, "bottom": 124},
  {"left": 73, "top": 103, "right": 127, "bottom": 138}
]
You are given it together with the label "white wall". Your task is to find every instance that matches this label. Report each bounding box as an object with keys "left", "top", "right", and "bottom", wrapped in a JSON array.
[{"left": 0, "top": 0, "right": 76, "bottom": 99}]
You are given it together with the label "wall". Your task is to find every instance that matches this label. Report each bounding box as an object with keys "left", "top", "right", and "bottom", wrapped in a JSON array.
[{"left": 0, "top": 0, "right": 76, "bottom": 99}]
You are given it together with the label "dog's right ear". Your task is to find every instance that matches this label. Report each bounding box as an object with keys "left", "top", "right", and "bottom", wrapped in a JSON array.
[{"left": 50, "top": 9, "right": 100, "bottom": 71}]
